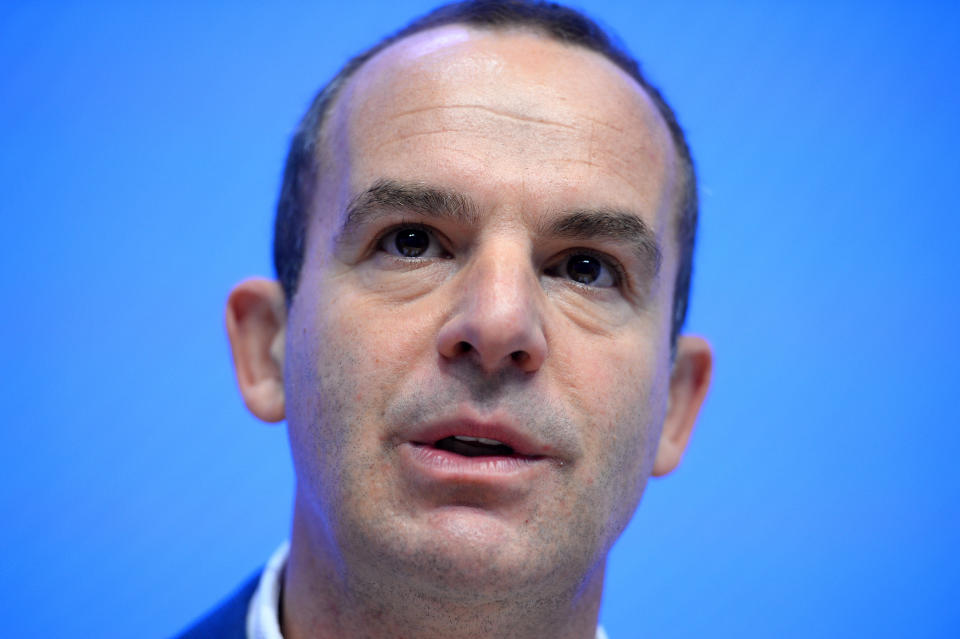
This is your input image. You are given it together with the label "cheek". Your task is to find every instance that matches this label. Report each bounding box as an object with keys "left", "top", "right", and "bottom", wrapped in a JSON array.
[
  {"left": 284, "top": 282, "right": 442, "bottom": 453},
  {"left": 281, "top": 293, "right": 395, "bottom": 540},
  {"left": 601, "top": 336, "right": 671, "bottom": 466},
  {"left": 552, "top": 325, "right": 663, "bottom": 435},
  {"left": 556, "top": 331, "right": 670, "bottom": 534}
]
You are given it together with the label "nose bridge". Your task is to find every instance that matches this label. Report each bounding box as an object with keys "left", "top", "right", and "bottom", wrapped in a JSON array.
[
  {"left": 437, "top": 237, "right": 547, "bottom": 373},
  {"left": 466, "top": 241, "right": 536, "bottom": 323}
]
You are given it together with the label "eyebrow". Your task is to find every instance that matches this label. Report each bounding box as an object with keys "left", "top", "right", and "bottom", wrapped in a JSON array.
[
  {"left": 338, "top": 179, "right": 480, "bottom": 241},
  {"left": 545, "top": 209, "right": 662, "bottom": 275},
  {"left": 338, "top": 178, "right": 661, "bottom": 275}
]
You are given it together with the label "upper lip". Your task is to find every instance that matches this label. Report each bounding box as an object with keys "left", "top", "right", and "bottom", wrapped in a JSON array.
[{"left": 403, "top": 413, "right": 553, "bottom": 459}]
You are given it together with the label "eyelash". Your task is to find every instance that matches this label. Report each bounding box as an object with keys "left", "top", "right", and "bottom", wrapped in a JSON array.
[
  {"left": 375, "top": 222, "right": 452, "bottom": 259},
  {"left": 373, "top": 223, "right": 626, "bottom": 288},
  {"left": 548, "top": 248, "right": 625, "bottom": 289}
]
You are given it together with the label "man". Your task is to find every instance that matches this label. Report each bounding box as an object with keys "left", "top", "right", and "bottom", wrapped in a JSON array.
[{"left": 178, "top": 0, "right": 711, "bottom": 637}]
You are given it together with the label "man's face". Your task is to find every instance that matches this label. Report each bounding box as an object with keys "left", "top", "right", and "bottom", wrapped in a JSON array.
[{"left": 283, "top": 26, "right": 681, "bottom": 597}]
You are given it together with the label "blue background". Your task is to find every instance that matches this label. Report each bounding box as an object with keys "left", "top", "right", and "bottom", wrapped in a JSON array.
[{"left": 2, "top": 1, "right": 958, "bottom": 637}]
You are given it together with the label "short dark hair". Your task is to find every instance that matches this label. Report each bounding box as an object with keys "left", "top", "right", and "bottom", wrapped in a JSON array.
[{"left": 273, "top": 0, "right": 698, "bottom": 344}]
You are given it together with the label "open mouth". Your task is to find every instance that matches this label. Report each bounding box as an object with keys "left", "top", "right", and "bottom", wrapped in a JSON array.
[
  {"left": 401, "top": 428, "right": 554, "bottom": 478},
  {"left": 433, "top": 435, "right": 516, "bottom": 457},
  {"left": 414, "top": 435, "right": 544, "bottom": 461}
]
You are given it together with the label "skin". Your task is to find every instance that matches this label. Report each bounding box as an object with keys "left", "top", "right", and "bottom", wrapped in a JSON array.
[{"left": 226, "top": 25, "right": 712, "bottom": 639}]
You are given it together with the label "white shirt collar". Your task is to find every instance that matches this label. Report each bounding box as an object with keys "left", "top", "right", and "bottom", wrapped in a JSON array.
[
  {"left": 246, "top": 541, "right": 288, "bottom": 639},
  {"left": 246, "top": 542, "right": 609, "bottom": 639}
]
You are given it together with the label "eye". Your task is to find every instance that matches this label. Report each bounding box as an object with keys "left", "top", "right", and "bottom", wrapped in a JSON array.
[
  {"left": 549, "top": 253, "right": 618, "bottom": 288},
  {"left": 378, "top": 226, "right": 450, "bottom": 259}
]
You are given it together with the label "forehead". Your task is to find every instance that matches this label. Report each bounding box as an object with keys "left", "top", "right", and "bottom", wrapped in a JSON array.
[{"left": 324, "top": 25, "right": 677, "bottom": 235}]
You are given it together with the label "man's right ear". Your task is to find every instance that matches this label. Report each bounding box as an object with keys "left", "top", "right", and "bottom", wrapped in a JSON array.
[{"left": 225, "top": 278, "right": 287, "bottom": 423}]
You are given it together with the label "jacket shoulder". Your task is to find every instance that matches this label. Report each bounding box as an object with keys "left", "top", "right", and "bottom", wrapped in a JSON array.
[{"left": 172, "top": 570, "right": 262, "bottom": 639}]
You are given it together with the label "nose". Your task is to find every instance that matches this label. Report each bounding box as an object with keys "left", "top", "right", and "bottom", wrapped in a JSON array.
[{"left": 436, "top": 247, "right": 547, "bottom": 374}]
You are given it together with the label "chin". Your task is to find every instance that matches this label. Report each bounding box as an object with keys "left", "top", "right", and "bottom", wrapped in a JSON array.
[{"left": 349, "top": 504, "right": 600, "bottom": 603}]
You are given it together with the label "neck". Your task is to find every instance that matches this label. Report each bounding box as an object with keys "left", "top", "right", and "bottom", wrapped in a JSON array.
[{"left": 280, "top": 508, "right": 605, "bottom": 639}]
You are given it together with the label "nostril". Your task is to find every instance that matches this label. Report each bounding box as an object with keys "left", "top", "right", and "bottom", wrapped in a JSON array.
[
  {"left": 510, "top": 350, "right": 527, "bottom": 363},
  {"left": 457, "top": 341, "right": 472, "bottom": 354}
]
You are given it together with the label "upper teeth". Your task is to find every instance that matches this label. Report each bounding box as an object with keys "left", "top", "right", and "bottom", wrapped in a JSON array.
[{"left": 452, "top": 435, "right": 504, "bottom": 446}]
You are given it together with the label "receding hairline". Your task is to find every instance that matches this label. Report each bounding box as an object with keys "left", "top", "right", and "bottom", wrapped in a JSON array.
[{"left": 313, "top": 22, "right": 684, "bottom": 195}]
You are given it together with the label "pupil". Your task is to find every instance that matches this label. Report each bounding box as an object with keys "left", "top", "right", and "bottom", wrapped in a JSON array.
[
  {"left": 567, "top": 255, "right": 600, "bottom": 283},
  {"left": 395, "top": 229, "right": 429, "bottom": 257}
]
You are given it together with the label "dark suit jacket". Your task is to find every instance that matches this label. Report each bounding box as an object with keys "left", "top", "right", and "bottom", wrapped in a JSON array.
[{"left": 173, "top": 571, "right": 262, "bottom": 639}]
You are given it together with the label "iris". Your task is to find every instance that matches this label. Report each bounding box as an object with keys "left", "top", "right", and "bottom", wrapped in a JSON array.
[
  {"left": 394, "top": 228, "right": 430, "bottom": 257},
  {"left": 567, "top": 255, "right": 602, "bottom": 284}
]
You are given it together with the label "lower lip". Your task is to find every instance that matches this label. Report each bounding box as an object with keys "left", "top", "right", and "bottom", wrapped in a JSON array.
[{"left": 399, "top": 442, "right": 550, "bottom": 482}]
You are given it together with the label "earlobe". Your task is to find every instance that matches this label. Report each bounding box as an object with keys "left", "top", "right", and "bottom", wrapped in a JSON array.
[
  {"left": 652, "top": 335, "right": 712, "bottom": 476},
  {"left": 225, "top": 278, "right": 287, "bottom": 423}
]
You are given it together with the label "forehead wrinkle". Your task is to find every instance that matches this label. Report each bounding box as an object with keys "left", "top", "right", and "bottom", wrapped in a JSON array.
[
  {"left": 581, "top": 114, "right": 626, "bottom": 135},
  {"left": 553, "top": 156, "right": 660, "bottom": 203},
  {"left": 386, "top": 103, "right": 579, "bottom": 131},
  {"left": 364, "top": 111, "right": 661, "bottom": 195},
  {"left": 377, "top": 102, "right": 668, "bottom": 206},
  {"left": 366, "top": 127, "right": 480, "bottom": 157}
]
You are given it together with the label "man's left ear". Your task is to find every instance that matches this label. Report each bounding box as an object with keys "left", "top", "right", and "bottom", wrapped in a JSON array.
[
  {"left": 225, "top": 278, "right": 287, "bottom": 423},
  {"left": 653, "top": 335, "right": 713, "bottom": 476}
]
